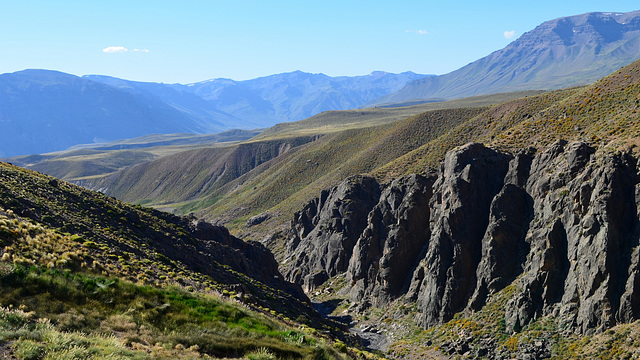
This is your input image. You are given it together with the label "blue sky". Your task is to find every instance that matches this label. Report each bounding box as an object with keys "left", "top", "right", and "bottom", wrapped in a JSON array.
[{"left": 1, "top": 1, "right": 638, "bottom": 84}]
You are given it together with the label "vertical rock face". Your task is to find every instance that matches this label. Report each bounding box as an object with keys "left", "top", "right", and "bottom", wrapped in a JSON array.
[
  {"left": 347, "top": 174, "right": 435, "bottom": 307},
  {"left": 505, "top": 140, "right": 639, "bottom": 334},
  {"left": 281, "top": 140, "right": 640, "bottom": 334},
  {"left": 469, "top": 183, "right": 534, "bottom": 310},
  {"left": 282, "top": 175, "right": 381, "bottom": 293},
  {"left": 410, "top": 143, "right": 513, "bottom": 326}
]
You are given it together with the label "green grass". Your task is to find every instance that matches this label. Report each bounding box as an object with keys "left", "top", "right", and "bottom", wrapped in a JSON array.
[
  {"left": 0, "top": 265, "right": 356, "bottom": 360},
  {"left": 0, "top": 162, "right": 318, "bottom": 325}
]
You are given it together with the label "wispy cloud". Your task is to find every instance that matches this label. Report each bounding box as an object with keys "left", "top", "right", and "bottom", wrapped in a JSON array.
[
  {"left": 102, "top": 46, "right": 150, "bottom": 53},
  {"left": 504, "top": 30, "right": 516, "bottom": 39},
  {"left": 102, "top": 46, "right": 128, "bottom": 53},
  {"left": 406, "top": 29, "right": 428, "bottom": 35}
]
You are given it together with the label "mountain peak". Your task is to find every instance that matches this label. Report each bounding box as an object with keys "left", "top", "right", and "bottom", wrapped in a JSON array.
[
  {"left": 2, "top": 69, "right": 81, "bottom": 82},
  {"left": 521, "top": 10, "right": 640, "bottom": 47},
  {"left": 371, "top": 10, "right": 640, "bottom": 105}
]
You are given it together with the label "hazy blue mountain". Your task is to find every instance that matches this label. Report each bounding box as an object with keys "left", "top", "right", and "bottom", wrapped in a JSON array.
[
  {"left": 0, "top": 69, "right": 426, "bottom": 157},
  {"left": 372, "top": 11, "right": 640, "bottom": 105},
  {"left": 0, "top": 70, "right": 224, "bottom": 157},
  {"left": 86, "top": 71, "right": 430, "bottom": 128},
  {"left": 187, "top": 70, "right": 430, "bottom": 126},
  {"left": 82, "top": 75, "right": 252, "bottom": 128},
  {"left": 5, "top": 11, "right": 640, "bottom": 157}
]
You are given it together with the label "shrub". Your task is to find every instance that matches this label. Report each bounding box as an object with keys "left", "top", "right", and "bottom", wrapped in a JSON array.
[
  {"left": 13, "top": 339, "right": 46, "bottom": 360},
  {"left": 334, "top": 340, "right": 348, "bottom": 353},
  {"left": 246, "top": 347, "right": 276, "bottom": 360}
]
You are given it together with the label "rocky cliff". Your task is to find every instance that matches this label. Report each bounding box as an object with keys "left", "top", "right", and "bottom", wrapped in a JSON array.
[
  {"left": 282, "top": 175, "right": 381, "bottom": 293},
  {"left": 281, "top": 140, "right": 640, "bottom": 335}
]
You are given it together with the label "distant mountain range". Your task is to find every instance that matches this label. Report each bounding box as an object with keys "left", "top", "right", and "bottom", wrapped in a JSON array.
[
  {"left": 2, "top": 10, "right": 640, "bottom": 157},
  {"left": 0, "top": 70, "right": 227, "bottom": 157},
  {"left": 371, "top": 11, "right": 640, "bottom": 105},
  {"left": 85, "top": 70, "right": 429, "bottom": 131},
  {"left": 180, "top": 70, "right": 428, "bottom": 126},
  {"left": 0, "top": 70, "right": 427, "bottom": 157}
]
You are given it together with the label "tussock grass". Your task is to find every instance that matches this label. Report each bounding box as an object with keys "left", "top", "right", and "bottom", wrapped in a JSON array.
[
  {"left": 0, "top": 266, "right": 359, "bottom": 359},
  {"left": 0, "top": 163, "right": 316, "bottom": 326}
]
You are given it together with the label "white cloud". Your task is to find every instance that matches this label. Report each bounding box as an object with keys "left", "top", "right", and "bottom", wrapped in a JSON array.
[
  {"left": 406, "top": 29, "right": 428, "bottom": 35},
  {"left": 504, "top": 30, "right": 516, "bottom": 39},
  {"left": 133, "top": 49, "right": 150, "bottom": 53},
  {"left": 102, "top": 46, "right": 128, "bottom": 53}
]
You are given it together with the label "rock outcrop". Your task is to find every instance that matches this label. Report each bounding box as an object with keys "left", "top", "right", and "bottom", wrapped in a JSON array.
[
  {"left": 282, "top": 140, "right": 640, "bottom": 335},
  {"left": 192, "top": 220, "right": 285, "bottom": 287},
  {"left": 283, "top": 175, "right": 381, "bottom": 293},
  {"left": 347, "top": 174, "right": 435, "bottom": 307},
  {"left": 408, "top": 143, "right": 513, "bottom": 326},
  {"left": 504, "top": 140, "right": 639, "bottom": 334}
]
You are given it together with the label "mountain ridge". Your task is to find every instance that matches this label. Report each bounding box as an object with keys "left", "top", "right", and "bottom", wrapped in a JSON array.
[
  {"left": 371, "top": 10, "right": 640, "bottom": 105},
  {"left": 4, "top": 10, "right": 640, "bottom": 157},
  {"left": 0, "top": 70, "right": 225, "bottom": 157},
  {"left": 0, "top": 69, "right": 428, "bottom": 157},
  {"left": 160, "top": 70, "right": 430, "bottom": 127}
]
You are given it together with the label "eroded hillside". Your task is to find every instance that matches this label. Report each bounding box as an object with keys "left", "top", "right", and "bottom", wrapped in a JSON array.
[
  {"left": 282, "top": 140, "right": 640, "bottom": 358},
  {"left": 274, "top": 59, "right": 640, "bottom": 358}
]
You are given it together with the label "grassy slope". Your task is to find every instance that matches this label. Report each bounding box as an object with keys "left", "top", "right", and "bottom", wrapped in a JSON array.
[
  {"left": 4, "top": 130, "right": 261, "bottom": 182},
  {"left": 0, "top": 265, "right": 350, "bottom": 360},
  {"left": 87, "top": 136, "right": 319, "bottom": 208},
  {"left": 372, "top": 88, "right": 582, "bottom": 180},
  {"left": 0, "top": 164, "right": 380, "bottom": 359},
  {"left": 489, "top": 60, "right": 640, "bottom": 152},
  {"left": 0, "top": 163, "right": 313, "bottom": 318},
  {"left": 253, "top": 90, "right": 543, "bottom": 141}
]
